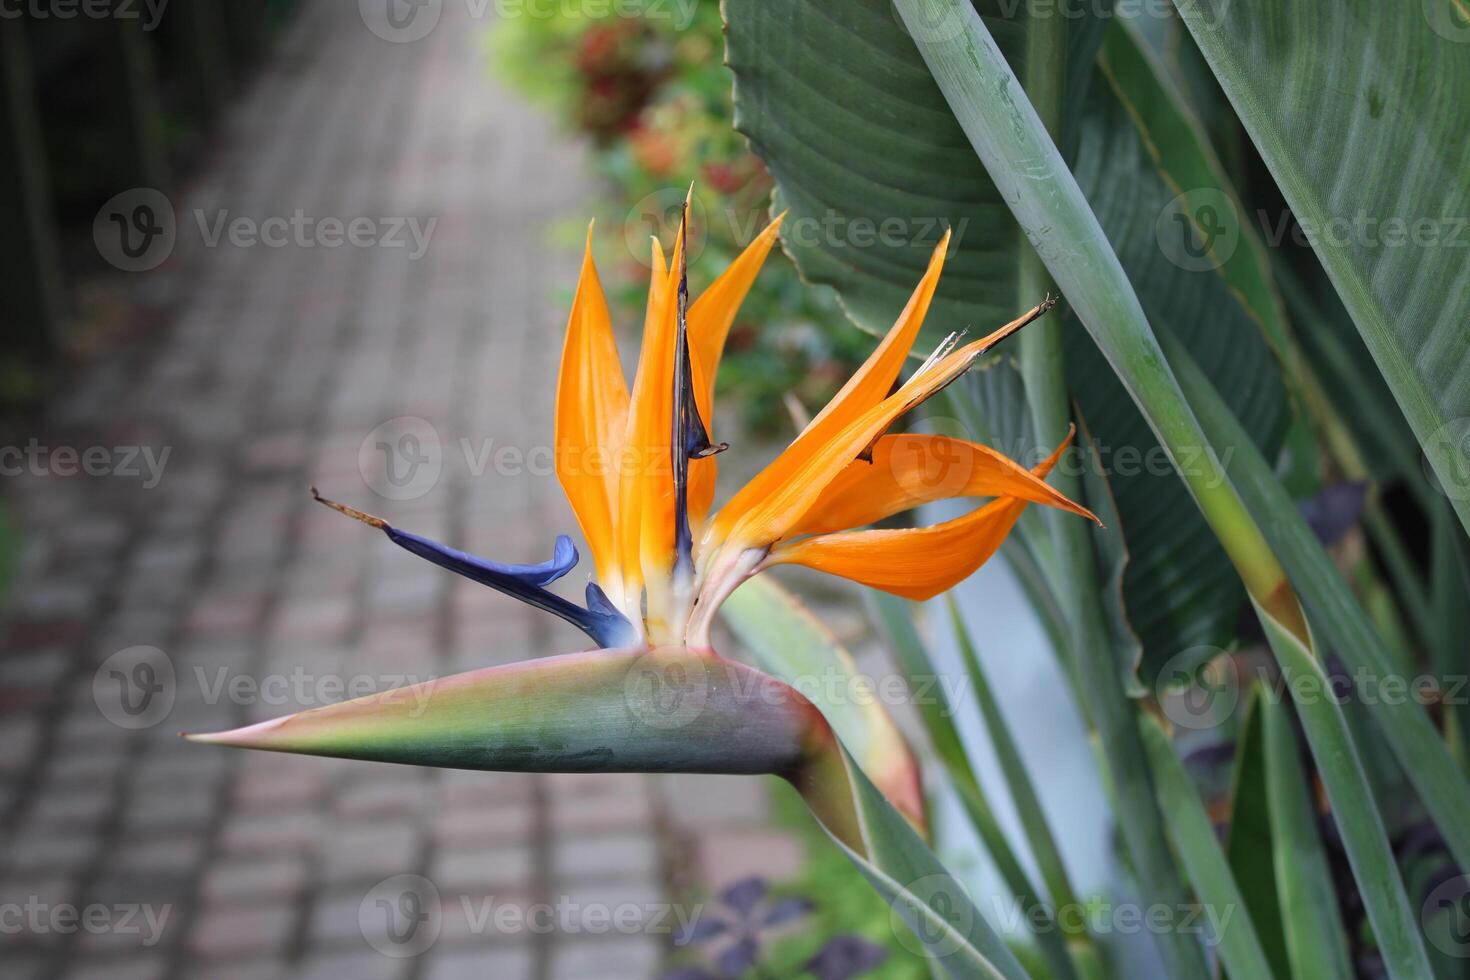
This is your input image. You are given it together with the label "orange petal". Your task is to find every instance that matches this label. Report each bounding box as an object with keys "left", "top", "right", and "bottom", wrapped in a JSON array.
[
  {"left": 687, "top": 213, "right": 787, "bottom": 424},
  {"left": 713, "top": 295, "right": 1050, "bottom": 556},
  {"left": 769, "top": 433, "right": 1075, "bottom": 600},
  {"left": 619, "top": 227, "right": 685, "bottom": 599},
  {"left": 710, "top": 233, "right": 953, "bottom": 546},
  {"left": 806, "top": 229, "right": 952, "bottom": 432},
  {"left": 789, "top": 430, "right": 1096, "bottom": 537},
  {"left": 555, "top": 226, "right": 629, "bottom": 590},
  {"left": 686, "top": 215, "right": 785, "bottom": 523}
]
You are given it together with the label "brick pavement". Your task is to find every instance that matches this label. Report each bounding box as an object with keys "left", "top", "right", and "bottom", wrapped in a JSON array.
[{"left": 0, "top": 4, "right": 803, "bottom": 978}]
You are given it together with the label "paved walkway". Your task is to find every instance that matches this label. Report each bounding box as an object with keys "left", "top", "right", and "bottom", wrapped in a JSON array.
[{"left": 0, "top": 4, "right": 798, "bottom": 978}]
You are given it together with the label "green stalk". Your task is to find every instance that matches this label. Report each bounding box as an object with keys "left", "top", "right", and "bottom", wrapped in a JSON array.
[
  {"left": 1259, "top": 693, "right": 1355, "bottom": 980},
  {"left": 870, "top": 594, "right": 1082, "bottom": 980},
  {"left": 898, "top": 0, "right": 1294, "bottom": 628},
  {"left": 1363, "top": 500, "right": 1435, "bottom": 651},
  {"left": 1138, "top": 714, "right": 1278, "bottom": 980},
  {"left": 948, "top": 599, "right": 1094, "bottom": 964},
  {"left": 1166, "top": 331, "right": 1470, "bottom": 873},
  {"left": 1010, "top": 4, "right": 1208, "bottom": 978}
]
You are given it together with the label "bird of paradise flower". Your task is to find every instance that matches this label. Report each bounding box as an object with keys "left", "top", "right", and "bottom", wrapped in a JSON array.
[{"left": 189, "top": 201, "right": 1095, "bottom": 974}]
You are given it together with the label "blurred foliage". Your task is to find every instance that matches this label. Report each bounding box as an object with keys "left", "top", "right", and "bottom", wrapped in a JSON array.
[
  {"left": 488, "top": 4, "right": 870, "bottom": 433},
  {"left": 759, "top": 779, "right": 930, "bottom": 979},
  {"left": 0, "top": 503, "right": 19, "bottom": 602}
]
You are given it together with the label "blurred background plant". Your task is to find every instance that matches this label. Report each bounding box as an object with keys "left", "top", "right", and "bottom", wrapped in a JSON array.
[
  {"left": 660, "top": 872, "right": 896, "bottom": 980},
  {"left": 1, "top": 0, "right": 300, "bottom": 660},
  {"left": 489, "top": 1, "right": 870, "bottom": 434}
]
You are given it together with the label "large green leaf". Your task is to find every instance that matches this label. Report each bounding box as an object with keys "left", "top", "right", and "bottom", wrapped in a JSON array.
[
  {"left": 1171, "top": 0, "right": 1470, "bottom": 537},
  {"left": 725, "top": 0, "right": 1095, "bottom": 348},
  {"left": 724, "top": 1, "right": 1291, "bottom": 685}
]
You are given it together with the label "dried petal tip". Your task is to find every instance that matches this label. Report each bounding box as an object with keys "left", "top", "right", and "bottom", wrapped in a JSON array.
[
  {"left": 310, "top": 487, "right": 386, "bottom": 529},
  {"left": 977, "top": 296, "right": 1057, "bottom": 354}
]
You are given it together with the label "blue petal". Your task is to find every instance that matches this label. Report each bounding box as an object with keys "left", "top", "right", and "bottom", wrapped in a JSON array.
[
  {"left": 386, "top": 528, "right": 579, "bottom": 592},
  {"left": 311, "top": 490, "right": 637, "bottom": 649},
  {"left": 388, "top": 528, "right": 635, "bottom": 646},
  {"left": 585, "top": 582, "right": 641, "bottom": 648}
]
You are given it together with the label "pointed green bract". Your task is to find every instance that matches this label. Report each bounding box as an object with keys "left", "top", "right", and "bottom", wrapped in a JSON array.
[
  {"left": 189, "top": 644, "right": 1027, "bottom": 975},
  {"left": 189, "top": 648, "right": 820, "bottom": 779}
]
